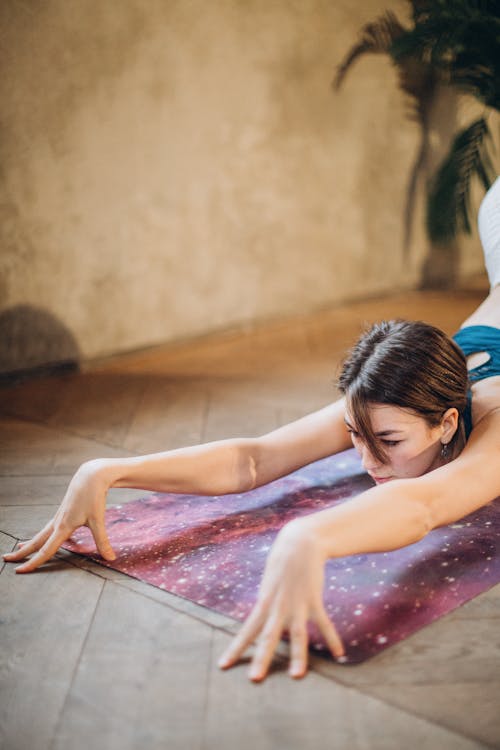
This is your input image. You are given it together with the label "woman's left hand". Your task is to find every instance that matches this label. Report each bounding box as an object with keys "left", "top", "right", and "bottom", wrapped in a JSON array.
[{"left": 217, "top": 519, "right": 345, "bottom": 681}]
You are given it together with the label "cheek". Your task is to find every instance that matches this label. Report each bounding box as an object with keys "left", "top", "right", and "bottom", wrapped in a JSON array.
[{"left": 391, "top": 437, "right": 439, "bottom": 473}]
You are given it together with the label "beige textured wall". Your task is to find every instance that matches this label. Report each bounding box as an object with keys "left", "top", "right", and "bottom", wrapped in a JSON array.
[{"left": 0, "top": 0, "right": 487, "bottom": 371}]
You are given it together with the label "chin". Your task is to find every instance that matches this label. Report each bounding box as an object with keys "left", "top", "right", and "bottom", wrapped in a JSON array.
[{"left": 371, "top": 476, "right": 394, "bottom": 484}]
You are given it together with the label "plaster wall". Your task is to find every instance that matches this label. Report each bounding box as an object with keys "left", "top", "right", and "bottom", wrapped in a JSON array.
[{"left": 0, "top": 0, "right": 489, "bottom": 371}]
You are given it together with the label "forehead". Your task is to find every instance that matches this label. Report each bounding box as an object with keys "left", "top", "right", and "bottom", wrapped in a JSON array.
[{"left": 345, "top": 402, "right": 424, "bottom": 431}]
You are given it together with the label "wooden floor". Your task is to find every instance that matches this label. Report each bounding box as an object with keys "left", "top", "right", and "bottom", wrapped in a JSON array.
[{"left": 1, "top": 288, "right": 500, "bottom": 750}]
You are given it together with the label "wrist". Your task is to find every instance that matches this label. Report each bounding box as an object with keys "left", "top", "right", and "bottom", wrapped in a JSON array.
[
  {"left": 278, "top": 517, "right": 329, "bottom": 562},
  {"left": 287, "top": 515, "right": 333, "bottom": 563},
  {"left": 78, "top": 457, "right": 124, "bottom": 490}
]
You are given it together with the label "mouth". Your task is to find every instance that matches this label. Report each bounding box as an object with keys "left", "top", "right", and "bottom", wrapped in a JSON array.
[{"left": 371, "top": 475, "right": 393, "bottom": 484}]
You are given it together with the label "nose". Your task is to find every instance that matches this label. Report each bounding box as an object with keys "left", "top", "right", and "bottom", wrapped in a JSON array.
[{"left": 358, "top": 443, "right": 383, "bottom": 473}]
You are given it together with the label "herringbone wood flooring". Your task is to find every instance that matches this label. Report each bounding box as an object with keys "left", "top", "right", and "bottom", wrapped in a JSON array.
[{"left": 1, "top": 288, "right": 499, "bottom": 750}]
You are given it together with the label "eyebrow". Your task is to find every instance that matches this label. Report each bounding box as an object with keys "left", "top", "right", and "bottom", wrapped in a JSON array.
[{"left": 343, "top": 417, "right": 405, "bottom": 437}]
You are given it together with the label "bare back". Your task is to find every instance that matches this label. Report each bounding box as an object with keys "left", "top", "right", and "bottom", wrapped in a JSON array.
[{"left": 459, "top": 284, "right": 500, "bottom": 427}]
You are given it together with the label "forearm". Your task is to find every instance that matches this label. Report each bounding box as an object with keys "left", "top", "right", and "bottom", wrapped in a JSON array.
[
  {"left": 86, "top": 438, "right": 257, "bottom": 496},
  {"left": 297, "top": 479, "right": 433, "bottom": 561}
]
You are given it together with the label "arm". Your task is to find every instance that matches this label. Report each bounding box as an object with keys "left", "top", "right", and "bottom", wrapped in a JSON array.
[
  {"left": 218, "top": 409, "right": 500, "bottom": 681},
  {"left": 4, "top": 396, "right": 352, "bottom": 572},
  {"left": 301, "top": 407, "right": 500, "bottom": 561},
  {"left": 102, "top": 395, "right": 352, "bottom": 494}
]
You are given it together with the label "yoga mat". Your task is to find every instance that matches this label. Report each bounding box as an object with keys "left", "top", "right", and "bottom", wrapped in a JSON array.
[{"left": 62, "top": 449, "right": 500, "bottom": 664}]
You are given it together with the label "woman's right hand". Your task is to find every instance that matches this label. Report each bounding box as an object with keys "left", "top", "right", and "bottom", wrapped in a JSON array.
[{"left": 2, "top": 460, "right": 117, "bottom": 573}]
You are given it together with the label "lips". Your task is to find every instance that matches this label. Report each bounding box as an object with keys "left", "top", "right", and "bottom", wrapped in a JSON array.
[{"left": 371, "top": 475, "right": 393, "bottom": 483}]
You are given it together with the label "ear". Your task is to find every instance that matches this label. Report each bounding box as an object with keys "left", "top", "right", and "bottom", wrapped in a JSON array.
[{"left": 440, "top": 407, "right": 459, "bottom": 442}]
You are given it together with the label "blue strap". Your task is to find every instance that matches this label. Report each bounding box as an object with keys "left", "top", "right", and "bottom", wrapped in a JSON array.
[{"left": 452, "top": 325, "right": 500, "bottom": 382}]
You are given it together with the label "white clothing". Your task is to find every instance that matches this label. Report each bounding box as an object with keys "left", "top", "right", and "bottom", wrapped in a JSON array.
[{"left": 478, "top": 176, "right": 500, "bottom": 289}]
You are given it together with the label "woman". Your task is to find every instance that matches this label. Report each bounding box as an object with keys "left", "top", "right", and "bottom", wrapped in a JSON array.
[{"left": 4, "top": 178, "right": 500, "bottom": 683}]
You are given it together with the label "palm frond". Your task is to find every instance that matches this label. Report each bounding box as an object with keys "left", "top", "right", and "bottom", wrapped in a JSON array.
[
  {"left": 396, "top": 0, "right": 500, "bottom": 56},
  {"left": 391, "top": 2, "right": 500, "bottom": 110},
  {"left": 426, "top": 117, "right": 496, "bottom": 243},
  {"left": 451, "top": 60, "right": 500, "bottom": 111},
  {"left": 395, "top": 58, "right": 437, "bottom": 122},
  {"left": 333, "top": 11, "right": 405, "bottom": 91}
]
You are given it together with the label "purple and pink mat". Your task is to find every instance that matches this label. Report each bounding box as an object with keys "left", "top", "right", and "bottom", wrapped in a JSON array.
[{"left": 62, "top": 448, "right": 500, "bottom": 664}]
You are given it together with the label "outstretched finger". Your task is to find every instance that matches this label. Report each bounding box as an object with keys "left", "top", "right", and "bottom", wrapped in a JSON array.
[
  {"left": 87, "top": 517, "right": 116, "bottom": 561},
  {"left": 14, "top": 527, "right": 71, "bottom": 573},
  {"left": 315, "top": 608, "right": 345, "bottom": 660},
  {"left": 2, "top": 520, "right": 54, "bottom": 562},
  {"left": 218, "top": 601, "right": 267, "bottom": 670},
  {"left": 288, "top": 618, "right": 309, "bottom": 678},
  {"left": 248, "top": 615, "right": 285, "bottom": 682}
]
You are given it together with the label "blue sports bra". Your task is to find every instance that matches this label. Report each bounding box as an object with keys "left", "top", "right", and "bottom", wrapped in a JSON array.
[{"left": 452, "top": 324, "right": 500, "bottom": 439}]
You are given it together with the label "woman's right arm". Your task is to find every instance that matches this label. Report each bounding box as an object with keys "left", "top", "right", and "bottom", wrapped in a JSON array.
[
  {"left": 106, "top": 395, "right": 351, "bottom": 494},
  {"left": 3, "top": 396, "right": 351, "bottom": 573}
]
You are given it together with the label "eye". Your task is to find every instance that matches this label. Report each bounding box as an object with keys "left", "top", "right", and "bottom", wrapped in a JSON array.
[
  {"left": 347, "top": 429, "right": 360, "bottom": 439},
  {"left": 381, "top": 440, "right": 401, "bottom": 447}
]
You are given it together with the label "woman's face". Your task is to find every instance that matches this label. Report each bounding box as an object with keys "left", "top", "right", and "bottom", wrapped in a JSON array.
[{"left": 344, "top": 402, "right": 445, "bottom": 484}]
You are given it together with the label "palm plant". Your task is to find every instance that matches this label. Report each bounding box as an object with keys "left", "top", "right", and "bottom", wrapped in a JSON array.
[{"left": 334, "top": 0, "right": 499, "bottom": 246}]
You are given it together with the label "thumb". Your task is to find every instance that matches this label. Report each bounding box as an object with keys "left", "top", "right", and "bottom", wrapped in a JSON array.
[{"left": 88, "top": 518, "right": 116, "bottom": 561}]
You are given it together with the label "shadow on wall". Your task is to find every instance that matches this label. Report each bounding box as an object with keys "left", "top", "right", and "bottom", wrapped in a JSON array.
[{"left": 0, "top": 305, "right": 80, "bottom": 382}]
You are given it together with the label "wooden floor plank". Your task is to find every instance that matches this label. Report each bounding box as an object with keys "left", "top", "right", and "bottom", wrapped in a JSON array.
[
  {"left": 46, "top": 373, "right": 147, "bottom": 447},
  {"left": 51, "top": 582, "right": 212, "bottom": 750},
  {"left": 0, "top": 531, "right": 17, "bottom": 571},
  {"left": 56, "top": 549, "right": 244, "bottom": 631},
  {"left": 201, "top": 390, "right": 281, "bottom": 442},
  {"left": 308, "top": 610, "right": 500, "bottom": 746},
  {"left": 311, "top": 610, "right": 500, "bottom": 688},
  {"left": 0, "top": 475, "right": 152, "bottom": 508},
  {"left": 0, "top": 496, "right": 150, "bottom": 541},
  {"left": 368, "top": 681, "right": 500, "bottom": 748},
  {"left": 0, "top": 373, "right": 70, "bottom": 422},
  {"left": 122, "top": 379, "right": 208, "bottom": 454},
  {"left": 0, "top": 372, "right": 144, "bottom": 449},
  {"left": 0, "top": 418, "right": 131, "bottom": 476},
  {"left": 204, "top": 630, "right": 486, "bottom": 750},
  {"left": 446, "top": 585, "right": 500, "bottom": 619},
  {"left": 88, "top": 317, "right": 312, "bottom": 379},
  {"left": 0, "top": 561, "right": 103, "bottom": 750},
  {"left": 0, "top": 474, "right": 74, "bottom": 506},
  {"left": 1, "top": 286, "right": 496, "bottom": 749},
  {"left": 0, "top": 504, "right": 63, "bottom": 539}
]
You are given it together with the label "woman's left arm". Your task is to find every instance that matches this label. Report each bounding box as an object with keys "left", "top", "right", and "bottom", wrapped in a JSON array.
[{"left": 218, "top": 410, "right": 500, "bottom": 682}]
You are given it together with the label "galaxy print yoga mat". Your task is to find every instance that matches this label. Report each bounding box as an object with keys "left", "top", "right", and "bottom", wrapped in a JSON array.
[{"left": 62, "top": 449, "right": 500, "bottom": 664}]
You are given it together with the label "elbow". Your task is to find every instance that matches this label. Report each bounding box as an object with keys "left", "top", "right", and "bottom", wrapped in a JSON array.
[
  {"left": 247, "top": 454, "right": 258, "bottom": 491},
  {"left": 412, "top": 497, "right": 434, "bottom": 543},
  {"left": 234, "top": 441, "right": 259, "bottom": 494},
  {"left": 394, "top": 479, "right": 436, "bottom": 544},
  {"left": 389, "top": 482, "right": 435, "bottom": 547},
  {"left": 241, "top": 453, "right": 258, "bottom": 493}
]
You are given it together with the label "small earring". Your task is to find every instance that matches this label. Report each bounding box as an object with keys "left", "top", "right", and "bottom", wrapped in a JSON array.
[{"left": 441, "top": 441, "right": 449, "bottom": 459}]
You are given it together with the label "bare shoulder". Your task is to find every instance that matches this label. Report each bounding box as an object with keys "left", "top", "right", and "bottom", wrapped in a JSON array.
[
  {"left": 471, "top": 376, "right": 500, "bottom": 425},
  {"left": 252, "top": 397, "right": 352, "bottom": 486}
]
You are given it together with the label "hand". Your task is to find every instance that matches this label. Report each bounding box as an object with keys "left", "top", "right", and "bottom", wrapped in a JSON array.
[
  {"left": 2, "top": 460, "right": 116, "bottom": 573},
  {"left": 217, "top": 519, "right": 344, "bottom": 682}
]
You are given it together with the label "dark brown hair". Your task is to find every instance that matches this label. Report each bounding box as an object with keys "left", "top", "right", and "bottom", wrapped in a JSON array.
[{"left": 337, "top": 319, "right": 470, "bottom": 464}]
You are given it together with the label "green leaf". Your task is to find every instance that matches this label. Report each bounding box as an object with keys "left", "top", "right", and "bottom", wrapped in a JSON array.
[
  {"left": 426, "top": 117, "right": 496, "bottom": 243},
  {"left": 333, "top": 11, "right": 405, "bottom": 90}
]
